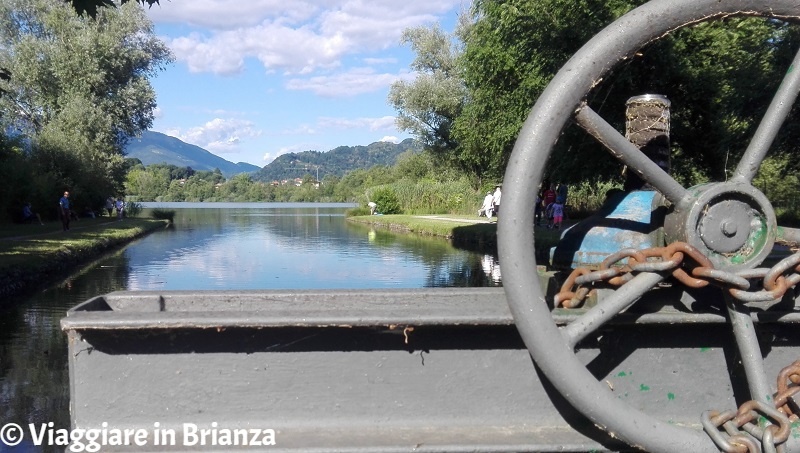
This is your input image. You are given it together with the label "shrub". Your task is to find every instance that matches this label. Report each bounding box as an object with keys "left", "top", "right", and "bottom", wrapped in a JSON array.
[
  {"left": 369, "top": 187, "right": 402, "bottom": 214},
  {"left": 125, "top": 201, "right": 143, "bottom": 218},
  {"left": 150, "top": 209, "right": 176, "bottom": 223},
  {"left": 346, "top": 206, "right": 370, "bottom": 217}
]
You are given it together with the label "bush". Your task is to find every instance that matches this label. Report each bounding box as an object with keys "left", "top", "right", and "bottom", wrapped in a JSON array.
[
  {"left": 369, "top": 187, "right": 402, "bottom": 214},
  {"left": 150, "top": 208, "right": 176, "bottom": 223},
  {"left": 346, "top": 206, "right": 370, "bottom": 217},
  {"left": 125, "top": 201, "right": 143, "bottom": 218}
]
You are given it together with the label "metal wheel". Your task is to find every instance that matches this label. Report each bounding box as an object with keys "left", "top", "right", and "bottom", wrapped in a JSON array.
[{"left": 498, "top": 0, "right": 800, "bottom": 451}]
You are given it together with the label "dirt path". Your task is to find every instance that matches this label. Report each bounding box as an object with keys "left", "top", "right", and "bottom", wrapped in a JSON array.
[{"left": 415, "top": 215, "right": 494, "bottom": 224}]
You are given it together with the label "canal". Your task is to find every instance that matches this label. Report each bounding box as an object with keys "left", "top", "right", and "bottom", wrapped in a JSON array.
[{"left": 0, "top": 203, "right": 501, "bottom": 450}]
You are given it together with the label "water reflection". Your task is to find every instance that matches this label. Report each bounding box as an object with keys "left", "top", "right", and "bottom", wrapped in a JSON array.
[{"left": 0, "top": 204, "right": 501, "bottom": 451}]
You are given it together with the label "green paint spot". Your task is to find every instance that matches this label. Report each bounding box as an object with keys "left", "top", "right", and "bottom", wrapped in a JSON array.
[
  {"left": 640, "top": 384, "right": 650, "bottom": 391},
  {"left": 667, "top": 392, "right": 675, "bottom": 400},
  {"left": 788, "top": 64, "right": 795, "bottom": 74},
  {"left": 700, "top": 347, "right": 711, "bottom": 352},
  {"left": 617, "top": 371, "right": 627, "bottom": 377},
  {"left": 766, "top": 394, "right": 771, "bottom": 401}
]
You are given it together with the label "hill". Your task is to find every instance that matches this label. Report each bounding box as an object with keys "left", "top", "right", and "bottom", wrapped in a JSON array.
[
  {"left": 124, "top": 131, "right": 260, "bottom": 177},
  {"left": 251, "top": 138, "right": 421, "bottom": 182}
]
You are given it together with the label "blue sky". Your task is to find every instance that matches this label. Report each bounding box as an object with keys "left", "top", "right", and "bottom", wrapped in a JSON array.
[{"left": 142, "top": 1, "right": 467, "bottom": 168}]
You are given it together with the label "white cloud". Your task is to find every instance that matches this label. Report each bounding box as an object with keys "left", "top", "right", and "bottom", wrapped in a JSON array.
[
  {"left": 156, "top": 1, "right": 463, "bottom": 76},
  {"left": 168, "top": 118, "right": 262, "bottom": 154},
  {"left": 317, "top": 115, "right": 396, "bottom": 131},
  {"left": 146, "top": 1, "right": 318, "bottom": 30},
  {"left": 379, "top": 136, "right": 400, "bottom": 143},
  {"left": 286, "top": 67, "right": 411, "bottom": 97},
  {"left": 152, "top": 106, "right": 163, "bottom": 118},
  {"left": 263, "top": 143, "right": 319, "bottom": 163}
]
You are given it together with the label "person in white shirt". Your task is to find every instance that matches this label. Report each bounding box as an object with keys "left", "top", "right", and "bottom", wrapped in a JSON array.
[{"left": 482, "top": 192, "right": 495, "bottom": 221}]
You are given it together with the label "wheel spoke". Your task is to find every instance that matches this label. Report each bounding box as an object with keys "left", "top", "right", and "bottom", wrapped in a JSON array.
[
  {"left": 575, "top": 105, "right": 688, "bottom": 205},
  {"left": 732, "top": 47, "right": 800, "bottom": 183},
  {"left": 725, "top": 295, "right": 772, "bottom": 404},
  {"left": 562, "top": 272, "right": 665, "bottom": 348},
  {"left": 777, "top": 226, "right": 800, "bottom": 248}
]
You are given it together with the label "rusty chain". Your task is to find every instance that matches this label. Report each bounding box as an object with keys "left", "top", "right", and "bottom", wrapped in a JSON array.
[
  {"left": 552, "top": 242, "right": 800, "bottom": 451},
  {"left": 702, "top": 360, "right": 800, "bottom": 453},
  {"left": 555, "top": 241, "right": 800, "bottom": 308}
]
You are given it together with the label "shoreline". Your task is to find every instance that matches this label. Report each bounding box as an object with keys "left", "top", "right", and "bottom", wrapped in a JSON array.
[{"left": 0, "top": 218, "right": 169, "bottom": 302}]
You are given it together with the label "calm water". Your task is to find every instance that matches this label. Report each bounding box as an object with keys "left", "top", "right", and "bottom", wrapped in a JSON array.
[{"left": 0, "top": 203, "right": 501, "bottom": 450}]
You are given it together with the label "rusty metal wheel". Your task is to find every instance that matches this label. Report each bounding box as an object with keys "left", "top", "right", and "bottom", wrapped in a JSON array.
[{"left": 498, "top": 0, "right": 800, "bottom": 451}]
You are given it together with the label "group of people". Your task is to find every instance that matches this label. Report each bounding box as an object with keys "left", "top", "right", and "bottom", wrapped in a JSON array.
[
  {"left": 480, "top": 185, "right": 502, "bottom": 221},
  {"left": 535, "top": 182, "right": 568, "bottom": 229},
  {"left": 20, "top": 192, "right": 127, "bottom": 232}
]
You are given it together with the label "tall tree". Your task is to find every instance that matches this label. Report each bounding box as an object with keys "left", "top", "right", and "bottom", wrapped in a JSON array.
[
  {"left": 453, "top": 0, "right": 800, "bottom": 185},
  {"left": 0, "top": 0, "right": 172, "bottom": 210},
  {"left": 388, "top": 19, "right": 469, "bottom": 174}
]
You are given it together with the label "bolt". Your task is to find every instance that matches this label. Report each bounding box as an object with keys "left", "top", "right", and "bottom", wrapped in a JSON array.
[{"left": 721, "top": 220, "right": 738, "bottom": 237}]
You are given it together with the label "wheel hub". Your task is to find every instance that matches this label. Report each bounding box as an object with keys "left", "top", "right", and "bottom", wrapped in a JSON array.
[{"left": 665, "top": 182, "right": 777, "bottom": 270}]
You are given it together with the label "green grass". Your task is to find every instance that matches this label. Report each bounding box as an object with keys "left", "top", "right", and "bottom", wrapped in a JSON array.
[
  {"left": 348, "top": 214, "right": 564, "bottom": 253},
  {"left": 0, "top": 217, "right": 168, "bottom": 286}
]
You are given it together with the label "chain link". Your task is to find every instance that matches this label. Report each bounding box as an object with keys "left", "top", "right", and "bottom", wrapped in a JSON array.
[
  {"left": 555, "top": 241, "right": 800, "bottom": 308},
  {"left": 703, "top": 361, "right": 800, "bottom": 453}
]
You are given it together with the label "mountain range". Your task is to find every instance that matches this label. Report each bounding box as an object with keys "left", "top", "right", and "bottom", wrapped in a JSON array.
[
  {"left": 124, "top": 131, "right": 261, "bottom": 177},
  {"left": 124, "top": 131, "right": 421, "bottom": 181}
]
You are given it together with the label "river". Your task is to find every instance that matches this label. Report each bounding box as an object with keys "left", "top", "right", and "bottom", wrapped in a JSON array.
[{"left": 0, "top": 203, "right": 501, "bottom": 451}]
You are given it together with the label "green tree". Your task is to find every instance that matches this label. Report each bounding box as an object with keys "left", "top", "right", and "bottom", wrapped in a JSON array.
[
  {"left": 0, "top": 0, "right": 172, "bottom": 209},
  {"left": 388, "top": 21, "right": 468, "bottom": 172},
  {"left": 453, "top": 1, "right": 800, "bottom": 186}
]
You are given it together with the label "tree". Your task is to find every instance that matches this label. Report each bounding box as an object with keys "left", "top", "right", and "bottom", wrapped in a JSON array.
[
  {"left": 0, "top": 0, "right": 172, "bottom": 210},
  {"left": 67, "top": 0, "right": 160, "bottom": 18},
  {"left": 388, "top": 20, "right": 469, "bottom": 172},
  {"left": 453, "top": 0, "right": 800, "bottom": 186}
]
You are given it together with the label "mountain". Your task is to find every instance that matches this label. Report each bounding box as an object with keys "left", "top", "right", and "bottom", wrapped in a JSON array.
[
  {"left": 124, "top": 130, "right": 260, "bottom": 177},
  {"left": 251, "top": 138, "right": 421, "bottom": 182}
]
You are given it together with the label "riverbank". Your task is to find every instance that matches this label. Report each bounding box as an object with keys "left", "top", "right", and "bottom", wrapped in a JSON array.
[
  {"left": 0, "top": 217, "right": 169, "bottom": 300},
  {"left": 347, "top": 214, "right": 563, "bottom": 252}
]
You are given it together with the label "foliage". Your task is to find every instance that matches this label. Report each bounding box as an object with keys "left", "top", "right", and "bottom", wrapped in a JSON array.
[
  {"left": 368, "top": 187, "right": 402, "bottom": 215},
  {"left": 451, "top": 0, "right": 800, "bottom": 187},
  {"left": 346, "top": 206, "right": 371, "bottom": 217},
  {"left": 124, "top": 201, "right": 143, "bottom": 217},
  {"left": 150, "top": 208, "right": 175, "bottom": 223},
  {"left": 0, "top": 0, "right": 172, "bottom": 221},
  {"left": 388, "top": 22, "right": 468, "bottom": 166}
]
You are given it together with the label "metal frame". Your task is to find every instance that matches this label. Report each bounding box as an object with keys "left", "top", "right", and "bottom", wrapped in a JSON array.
[{"left": 499, "top": 0, "right": 800, "bottom": 451}]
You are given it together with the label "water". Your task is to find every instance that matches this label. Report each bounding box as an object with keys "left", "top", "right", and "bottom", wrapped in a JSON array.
[{"left": 0, "top": 203, "right": 501, "bottom": 449}]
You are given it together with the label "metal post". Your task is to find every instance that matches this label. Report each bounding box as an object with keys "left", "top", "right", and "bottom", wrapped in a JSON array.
[{"left": 623, "top": 94, "right": 671, "bottom": 192}]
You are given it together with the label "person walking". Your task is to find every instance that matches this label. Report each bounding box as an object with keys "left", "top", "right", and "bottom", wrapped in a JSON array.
[
  {"left": 59, "top": 191, "right": 71, "bottom": 231},
  {"left": 105, "top": 196, "right": 115, "bottom": 217},
  {"left": 482, "top": 191, "right": 495, "bottom": 221},
  {"left": 551, "top": 200, "right": 565, "bottom": 229},
  {"left": 115, "top": 197, "right": 125, "bottom": 220},
  {"left": 492, "top": 185, "right": 502, "bottom": 215}
]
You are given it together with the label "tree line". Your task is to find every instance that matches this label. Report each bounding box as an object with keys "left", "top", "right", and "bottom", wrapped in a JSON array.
[
  {"left": 1, "top": 0, "right": 798, "bottom": 222},
  {"left": 0, "top": 0, "right": 171, "bottom": 222},
  {"left": 388, "top": 0, "right": 800, "bottom": 217}
]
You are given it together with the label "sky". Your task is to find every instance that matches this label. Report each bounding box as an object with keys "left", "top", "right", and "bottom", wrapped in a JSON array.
[{"left": 142, "top": 1, "right": 467, "bottom": 169}]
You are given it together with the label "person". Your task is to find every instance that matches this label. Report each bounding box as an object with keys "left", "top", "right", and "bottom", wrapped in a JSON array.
[
  {"left": 22, "top": 202, "right": 43, "bottom": 225},
  {"left": 59, "top": 191, "right": 71, "bottom": 231},
  {"left": 105, "top": 196, "right": 115, "bottom": 217},
  {"left": 368, "top": 201, "right": 377, "bottom": 215},
  {"left": 556, "top": 182, "right": 568, "bottom": 204},
  {"left": 551, "top": 200, "right": 564, "bottom": 229},
  {"left": 542, "top": 184, "right": 556, "bottom": 208},
  {"left": 534, "top": 192, "right": 543, "bottom": 226},
  {"left": 482, "top": 191, "right": 495, "bottom": 221},
  {"left": 492, "top": 185, "right": 502, "bottom": 215},
  {"left": 115, "top": 197, "right": 125, "bottom": 220}
]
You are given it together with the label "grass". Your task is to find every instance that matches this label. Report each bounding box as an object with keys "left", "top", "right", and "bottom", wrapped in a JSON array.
[
  {"left": 0, "top": 217, "right": 168, "bottom": 299},
  {"left": 347, "top": 214, "right": 565, "bottom": 253}
]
